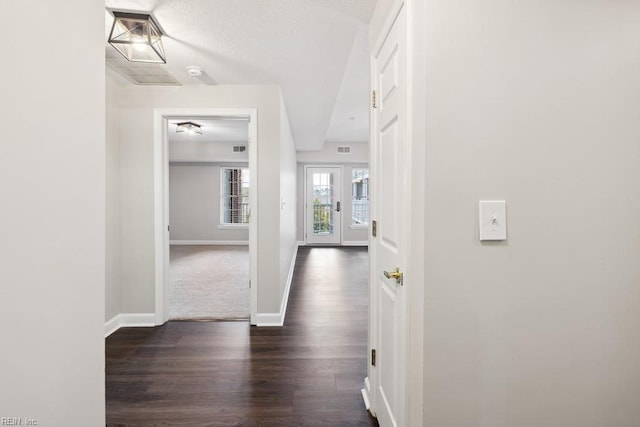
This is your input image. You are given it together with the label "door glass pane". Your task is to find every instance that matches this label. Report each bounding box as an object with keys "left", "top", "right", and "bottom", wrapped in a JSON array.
[{"left": 312, "top": 172, "right": 334, "bottom": 235}]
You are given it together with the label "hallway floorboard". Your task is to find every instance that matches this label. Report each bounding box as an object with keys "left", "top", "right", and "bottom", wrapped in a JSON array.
[{"left": 106, "top": 246, "right": 378, "bottom": 427}]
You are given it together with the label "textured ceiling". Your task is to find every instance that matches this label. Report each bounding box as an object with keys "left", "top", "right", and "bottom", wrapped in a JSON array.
[{"left": 105, "top": 0, "right": 375, "bottom": 150}]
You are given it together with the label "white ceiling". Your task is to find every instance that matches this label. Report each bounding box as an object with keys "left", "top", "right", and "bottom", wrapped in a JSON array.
[{"left": 105, "top": 0, "right": 375, "bottom": 151}]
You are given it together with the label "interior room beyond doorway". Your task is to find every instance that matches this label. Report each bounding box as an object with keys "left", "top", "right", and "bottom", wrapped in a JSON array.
[{"left": 167, "top": 117, "right": 252, "bottom": 320}]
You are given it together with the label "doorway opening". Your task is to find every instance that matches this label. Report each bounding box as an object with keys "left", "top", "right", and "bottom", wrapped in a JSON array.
[
  {"left": 153, "top": 109, "right": 258, "bottom": 325},
  {"left": 167, "top": 118, "right": 250, "bottom": 320}
]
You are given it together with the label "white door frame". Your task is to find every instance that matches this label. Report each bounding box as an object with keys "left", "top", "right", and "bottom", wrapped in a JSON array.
[
  {"left": 153, "top": 108, "right": 259, "bottom": 325},
  {"left": 365, "top": 0, "right": 425, "bottom": 425},
  {"left": 303, "top": 165, "right": 343, "bottom": 245}
]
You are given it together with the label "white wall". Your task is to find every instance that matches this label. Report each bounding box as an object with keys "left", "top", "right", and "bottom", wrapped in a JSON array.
[
  {"left": 111, "top": 83, "right": 292, "bottom": 315},
  {"left": 279, "top": 95, "right": 298, "bottom": 300},
  {"left": 422, "top": 1, "right": 640, "bottom": 426},
  {"left": 169, "top": 163, "right": 249, "bottom": 242},
  {"left": 169, "top": 139, "right": 249, "bottom": 163},
  {"left": 296, "top": 141, "right": 369, "bottom": 244},
  {"left": 0, "top": 1, "right": 105, "bottom": 425},
  {"left": 106, "top": 72, "right": 122, "bottom": 322},
  {"left": 297, "top": 141, "right": 368, "bottom": 163}
]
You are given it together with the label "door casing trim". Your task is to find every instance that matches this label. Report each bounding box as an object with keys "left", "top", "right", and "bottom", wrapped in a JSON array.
[{"left": 153, "top": 108, "right": 259, "bottom": 325}]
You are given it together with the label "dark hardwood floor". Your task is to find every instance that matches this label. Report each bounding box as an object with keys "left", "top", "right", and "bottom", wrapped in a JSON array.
[{"left": 106, "top": 246, "right": 378, "bottom": 427}]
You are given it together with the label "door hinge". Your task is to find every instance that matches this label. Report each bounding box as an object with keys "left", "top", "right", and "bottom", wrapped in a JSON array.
[
  {"left": 372, "top": 90, "right": 377, "bottom": 109},
  {"left": 372, "top": 220, "right": 377, "bottom": 237},
  {"left": 249, "top": 280, "right": 251, "bottom": 288},
  {"left": 168, "top": 225, "right": 170, "bottom": 232},
  {"left": 371, "top": 349, "right": 376, "bottom": 366}
]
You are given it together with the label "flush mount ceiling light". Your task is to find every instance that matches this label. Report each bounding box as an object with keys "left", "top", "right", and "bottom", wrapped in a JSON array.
[
  {"left": 175, "top": 122, "right": 203, "bottom": 135},
  {"left": 186, "top": 66, "right": 203, "bottom": 77},
  {"left": 108, "top": 12, "right": 166, "bottom": 63}
]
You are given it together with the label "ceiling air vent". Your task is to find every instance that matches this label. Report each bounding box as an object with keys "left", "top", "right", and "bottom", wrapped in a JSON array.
[
  {"left": 337, "top": 146, "right": 351, "bottom": 154},
  {"left": 233, "top": 145, "right": 247, "bottom": 153},
  {"left": 106, "top": 46, "right": 180, "bottom": 86}
]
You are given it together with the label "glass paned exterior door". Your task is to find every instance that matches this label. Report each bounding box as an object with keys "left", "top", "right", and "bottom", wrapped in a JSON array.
[{"left": 306, "top": 167, "right": 342, "bottom": 244}]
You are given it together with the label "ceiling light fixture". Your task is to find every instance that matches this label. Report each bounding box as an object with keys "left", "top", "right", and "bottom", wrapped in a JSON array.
[
  {"left": 108, "top": 12, "right": 166, "bottom": 63},
  {"left": 175, "top": 122, "right": 203, "bottom": 135}
]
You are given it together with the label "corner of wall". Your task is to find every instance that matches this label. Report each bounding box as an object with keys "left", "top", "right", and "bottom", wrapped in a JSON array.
[{"left": 256, "top": 241, "right": 299, "bottom": 326}]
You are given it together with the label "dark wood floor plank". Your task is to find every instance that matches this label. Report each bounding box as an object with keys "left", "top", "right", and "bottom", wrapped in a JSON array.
[{"left": 106, "top": 246, "right": 377, "bottom": 426}]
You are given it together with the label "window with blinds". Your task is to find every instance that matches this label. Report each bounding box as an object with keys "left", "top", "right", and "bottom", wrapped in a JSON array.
[
  {"left": 221, "top": 167, "right": 250, "bottom": 224},
  {"left": 352, "top": 169, "right": 369, "bottom": 226}
]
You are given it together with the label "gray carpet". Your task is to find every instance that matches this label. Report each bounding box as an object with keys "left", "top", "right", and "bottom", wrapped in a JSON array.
[{"left": 169, "top": 245, "right": 250, "bottom": 320}]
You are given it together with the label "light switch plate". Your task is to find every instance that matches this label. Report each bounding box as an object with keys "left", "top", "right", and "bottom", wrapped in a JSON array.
[{"left": 479, "top": 200, "right": 507, "bottom": 241}]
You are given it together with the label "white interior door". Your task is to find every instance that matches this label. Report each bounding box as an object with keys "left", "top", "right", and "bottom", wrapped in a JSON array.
[
  {"left": 306, "top": 167, "right": 342, "bottom": 245},
  {"left": 370, "top": 7, "right": 407, "bottom": 427}
]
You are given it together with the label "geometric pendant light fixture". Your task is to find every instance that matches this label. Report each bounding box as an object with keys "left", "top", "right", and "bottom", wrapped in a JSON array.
[
  {"left": 108, "top": 12, "right": 166, "bottom": 63},
  {"left": 175, "top": 122, "right": 203, "bottom": 135}
]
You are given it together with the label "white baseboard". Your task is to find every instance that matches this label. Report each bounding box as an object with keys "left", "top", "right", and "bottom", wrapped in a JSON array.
[
  {"left": 170, "top": 240, "right": 249, "bottom": 245},
  {"left": 255, "top": 312, "right": 284, "bottom": 326},
  {"left": 362, "top": 376, "right": 374, "bottom": 413},
  {"left": 104, "top": 313, "right": 156, "bottom": 337},
  {"left": 279, "top": 242, "right": 299, "bottom": 324},
  {"left": 298, "top": 240, "right": 368, "bottom": 247},
  {"left": 256, "top": 242, "right": 299, "bottom": 327},
  {"left": 104, "top": 315, "right": 121, "bottom": 337},
  {"left": 342, "top": 241, "right": 369, "bottom": 246}
]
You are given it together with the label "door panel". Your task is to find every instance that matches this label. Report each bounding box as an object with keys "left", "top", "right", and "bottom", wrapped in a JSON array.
[
  {"left": 306, "top": 167, "right": 342, "bottom": 245},
  {"left": 371, "top": 7, "right": 406, "bottom": 427},
  {"left": 380, "top": 120, "right": 399, "bottom": 251}
]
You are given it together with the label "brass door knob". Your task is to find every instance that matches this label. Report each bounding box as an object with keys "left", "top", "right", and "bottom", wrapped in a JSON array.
[{"left": 383, "top": 267, "right": 403, "bottom": 285}]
